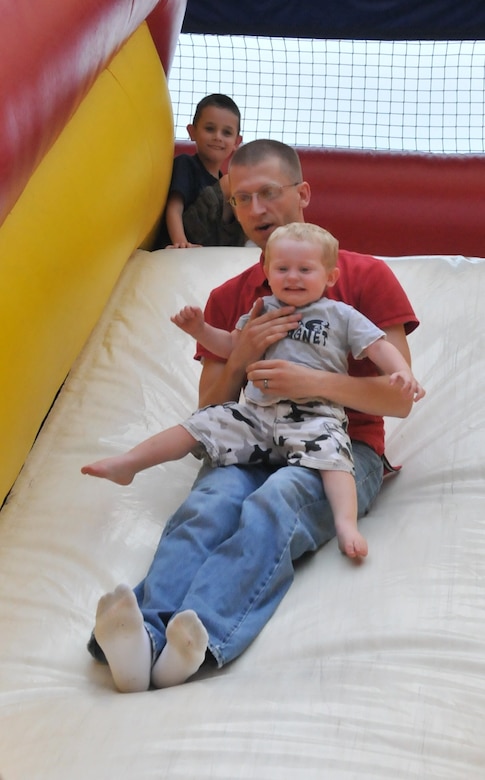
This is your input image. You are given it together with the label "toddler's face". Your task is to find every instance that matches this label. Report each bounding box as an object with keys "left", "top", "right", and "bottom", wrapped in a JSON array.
[{"left": 266, "top": 238, "right": 337, "bottom": 307}]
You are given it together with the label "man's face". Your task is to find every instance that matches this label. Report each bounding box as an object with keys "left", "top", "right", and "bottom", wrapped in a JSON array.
[{"left": 228, "top": 157, "right": 311, "bottom": 249}]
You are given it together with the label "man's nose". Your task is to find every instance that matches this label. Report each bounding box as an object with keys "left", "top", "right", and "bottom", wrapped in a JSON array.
[{"left": 248, "top": 193, "right": 266, "bottom": 214}]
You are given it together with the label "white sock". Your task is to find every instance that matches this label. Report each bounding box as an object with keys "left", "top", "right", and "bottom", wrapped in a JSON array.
[
  {"left": 94, "top": 584, "right": 152, "bottom": 693},
  {"left": 151, "top": 610, "right": 208, "bottom": 689}
]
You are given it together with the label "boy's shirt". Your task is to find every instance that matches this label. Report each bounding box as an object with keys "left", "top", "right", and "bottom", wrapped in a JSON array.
[
  {"left": 238, "top": 294, "right": 387, "bottom": 407},
  {"left": 170, "top": 153, "right": 220, "bottom": 207},
  {"left": 154, "top": 154, "right": 220, "bottom": 248}
]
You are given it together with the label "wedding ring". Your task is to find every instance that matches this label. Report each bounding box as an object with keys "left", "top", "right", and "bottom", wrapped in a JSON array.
[{"left": 263, "top": 378, "right": 269, "bottom": 389}]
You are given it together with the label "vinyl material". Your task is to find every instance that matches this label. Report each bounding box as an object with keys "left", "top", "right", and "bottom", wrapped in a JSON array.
[{"left": 1, "top": 247, "right": 484, "bottom": 779}]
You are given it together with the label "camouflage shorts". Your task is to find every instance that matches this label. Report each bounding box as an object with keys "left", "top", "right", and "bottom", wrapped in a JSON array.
[{"left": 181, "top": 399, "right": 354, "bottom": 474}]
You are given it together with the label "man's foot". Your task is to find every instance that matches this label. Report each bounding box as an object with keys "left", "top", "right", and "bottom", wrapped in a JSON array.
[
  {"left": 81, "top": 455, "right": 136, "bottom": 485},
  {"left": 336, "top": 525, "right": 368, "bottom": 559},
  {"left": 94, "top": 584, "right": 152, "bottom": 692},
  {"left": 151, "top": 610, "right": 209, "bottom": 689}
]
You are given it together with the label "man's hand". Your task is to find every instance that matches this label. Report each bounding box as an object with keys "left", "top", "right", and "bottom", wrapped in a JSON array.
[
  {"left": 197, "top": 304, "right": 302, "bottom": 407},
  {"left": 231, "top": 299, "right": 301, "bottom": 371},
  {"left": 246, "top": 359, "right": 314, "bottom": 399},
  {"left": 247, "top": 357, "right": 420, "bottom": 419}
]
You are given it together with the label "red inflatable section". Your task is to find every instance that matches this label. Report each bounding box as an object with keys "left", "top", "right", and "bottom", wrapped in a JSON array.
[
  {"left": 299, "top": 147, "right": 485, "bottom": 257},
  {"left": 147, "top": 0, "right": 188, "bottom": 76},
  {"left": 175, "top": 139, "right": 485, "bottom": 257},
  {"left": 0, "top": 0, "right": 185, "bottom": 228}
]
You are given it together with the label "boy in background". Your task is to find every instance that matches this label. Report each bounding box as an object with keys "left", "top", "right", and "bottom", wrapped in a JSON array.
[{"left": 155, "top": 93, "right": 245, "bottom": 248}]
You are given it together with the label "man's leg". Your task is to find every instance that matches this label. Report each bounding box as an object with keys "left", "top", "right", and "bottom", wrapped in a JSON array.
[
  {"left": 87, "top": 445, "right": 382, "bottom": 683},
  {"left": 92, "top": 586, "right": 210, "bottom": 691},
  {"left": 87, "top": 463, "right": 274, "bottom": 666},
  {"left": 176, "top": 443, "right": 383, "bottom": 667},
  {"left": 150, "top": 610, "right": 209, "bottom": 688},
  {"left": 92, "top": 584, "right": 152, "bottom": 692}
]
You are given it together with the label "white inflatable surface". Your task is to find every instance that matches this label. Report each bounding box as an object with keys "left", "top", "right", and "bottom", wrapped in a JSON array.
[{"left": 1, "top": 247, "right": 484, "bottom": 779}]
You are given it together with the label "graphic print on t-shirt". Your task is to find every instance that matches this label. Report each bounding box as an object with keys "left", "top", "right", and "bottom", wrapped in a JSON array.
[{"left": 287, "top": 318, "right": 330, "bottom": 346}]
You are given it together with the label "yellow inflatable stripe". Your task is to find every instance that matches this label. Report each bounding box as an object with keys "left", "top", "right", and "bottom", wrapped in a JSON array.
[{"left": 0, "top": 23, "right": 173, "bottom": 502}]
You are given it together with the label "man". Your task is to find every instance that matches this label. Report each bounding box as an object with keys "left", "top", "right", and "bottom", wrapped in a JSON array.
[{"left": 88, "top": 140, "right": 419, "bottom": 692}]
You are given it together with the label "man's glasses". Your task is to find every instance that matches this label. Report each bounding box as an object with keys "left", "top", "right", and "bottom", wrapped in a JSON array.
[{"left": 228, "top": 182, "right": 301, "bottom": 208}]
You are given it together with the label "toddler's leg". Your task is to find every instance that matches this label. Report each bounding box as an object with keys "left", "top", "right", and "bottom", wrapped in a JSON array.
[
  {"left": 81, "top": 424, "right": 197, "bottom": 485},
  {"left": 321, "top": 470, "right": 368, "bottom": 558},
  {"left": 151, "top": 610, "right": 209, "bottom": 688},
  {"left": 93, "top": 584, "right": 152, "bottom": 692}
]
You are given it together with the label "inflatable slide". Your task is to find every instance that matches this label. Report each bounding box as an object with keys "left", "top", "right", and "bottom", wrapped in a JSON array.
[{"left": 1, "top": 1, "right": 485, "bottom": 777}]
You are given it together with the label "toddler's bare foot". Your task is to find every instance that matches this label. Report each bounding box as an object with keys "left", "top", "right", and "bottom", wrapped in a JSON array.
[
  {"left": 94, "top": 584, "right": 152, "bottom": 692},
  {"left": 81, "top": 454, "right": 136, "bottom": 485},
  {"left": 336, "top": 525, "right": 368, "bottom": 559},
  {"left": 151, "top": 610, "right": 208, "bottom": 688}
]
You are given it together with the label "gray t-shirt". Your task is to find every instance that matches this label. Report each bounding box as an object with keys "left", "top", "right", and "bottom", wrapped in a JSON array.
[{"left": 237, "top": 294, "right": 386, "bottom": 406}]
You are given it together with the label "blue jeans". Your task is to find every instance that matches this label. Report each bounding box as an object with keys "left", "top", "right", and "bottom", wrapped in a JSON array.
[
  {"left": 88, "top": 442, "right": 383, "bottom": 667},
  {"left": 139, "top": 441, "right": 383, "bottom": 666}
]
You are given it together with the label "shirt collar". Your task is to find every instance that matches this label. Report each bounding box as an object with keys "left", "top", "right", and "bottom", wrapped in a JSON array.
[{"left": 257, "top": 252, "right": 270, "bottom": 288}]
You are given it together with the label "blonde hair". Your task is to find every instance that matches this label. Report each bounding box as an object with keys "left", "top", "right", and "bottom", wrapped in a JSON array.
[{"left": 265, "top": 222, "right": 338, "bottom": 269}]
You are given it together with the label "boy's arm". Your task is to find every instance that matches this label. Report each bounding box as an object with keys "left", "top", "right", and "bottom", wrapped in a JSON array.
[
  {"left": 364, "top": 337, "right": 425, "bottom": 401},
  {"left": 165, "top": 193, "right": 201, "bottom": 249},
  {"left": 171, "top": 306, "right": 236, "bottom": 359},
  {"left": 197, "top": 326, "right": 238, "bottom": 359}
]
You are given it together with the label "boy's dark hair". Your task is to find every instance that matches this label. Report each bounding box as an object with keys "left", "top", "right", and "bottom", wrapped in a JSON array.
[
  {"left": 193, "top": 94, "right": 241, "bottom": 133},
  {"left": 229, "top": 139, "right": 303, "bottom": 182}
]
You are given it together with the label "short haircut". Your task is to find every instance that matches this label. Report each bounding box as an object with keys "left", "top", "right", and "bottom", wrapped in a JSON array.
[
  {"left": 229, "top": 139, "right": 302, "bottom": 183},
  {"left": 193, "top": 94, "right": 241, "bottom": 133},
  {"left": 265, "top": 222, "right": 339, "bottom": 269}
]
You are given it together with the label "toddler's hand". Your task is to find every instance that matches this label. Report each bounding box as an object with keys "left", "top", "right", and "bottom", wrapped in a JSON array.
[
  {"left": 389, "top": 370, "right": 426, "bottom": 402},
  {"left": 170, "top": 305, "right": 205, "bottom": 337}
]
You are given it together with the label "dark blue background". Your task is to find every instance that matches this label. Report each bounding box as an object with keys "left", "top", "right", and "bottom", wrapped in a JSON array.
[{"left": 182, "top": 1, "right": 485, "bottom": 40}]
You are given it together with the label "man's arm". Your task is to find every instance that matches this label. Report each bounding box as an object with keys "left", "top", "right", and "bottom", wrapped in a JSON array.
[
  {"left": 198, "top": 357, "right": 245, "bottom": 407},
  {"left": 245, "top": 324, "right": 416, "bottom": 419}
]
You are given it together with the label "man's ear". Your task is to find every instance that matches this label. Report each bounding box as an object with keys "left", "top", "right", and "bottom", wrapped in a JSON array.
[
  {"left": 297, "top": 181, "right": 311, "bottom": 209},
  {"left": 326, "top": 267, "right": 340, "bottom": 287},
  {"left": 186, "top": 123, "right": 196, "bottom": 142},
  {"left": 226, "top": 136, "right": 243, "bottom": 171}
]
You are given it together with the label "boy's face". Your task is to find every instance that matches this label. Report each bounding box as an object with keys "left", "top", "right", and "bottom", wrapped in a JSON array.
[
  {"left": 187, "top": 106, "right": 241, "bottom": 169},
  {"left": 265, "top": 238, "right": 339, "bottom": 307},
  {"left": 228, "top": 156, "right": 311, "bottom": 249}
]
